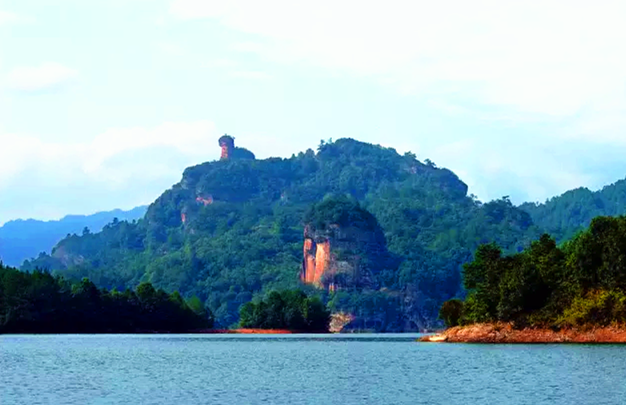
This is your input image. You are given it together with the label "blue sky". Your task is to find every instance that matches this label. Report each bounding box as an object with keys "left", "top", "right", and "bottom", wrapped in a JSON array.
[{"left": 1, "top": 0, "right": 626, "bottom": 224}]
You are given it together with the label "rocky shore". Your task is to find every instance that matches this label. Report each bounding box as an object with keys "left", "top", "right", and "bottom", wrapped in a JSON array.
[{"left": 420, "top": 323, "right": 626, "bottom": 343}]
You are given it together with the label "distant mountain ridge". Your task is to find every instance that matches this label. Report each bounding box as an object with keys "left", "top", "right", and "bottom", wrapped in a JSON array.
[
  {"left": 0, "top": 206, "right": 147, "bottom": 267},
  {"left": 520, "top": 179, "right": 626, "bottom": 242}
]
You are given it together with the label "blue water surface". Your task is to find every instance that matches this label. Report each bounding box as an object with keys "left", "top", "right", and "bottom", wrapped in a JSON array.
[{"left": 1, "top": 334, "right": 625, "bottom": 404}]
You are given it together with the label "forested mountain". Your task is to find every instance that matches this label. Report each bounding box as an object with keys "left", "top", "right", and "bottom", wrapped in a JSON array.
[
  {"left": 24, "top": 138, "right": 545, "bottom": 330},
  {"left": 0, "top": 207, "right": 147, "bottom": 267},
  {"left": 520, "top": 179, "right": 626, "bottom": 242}
]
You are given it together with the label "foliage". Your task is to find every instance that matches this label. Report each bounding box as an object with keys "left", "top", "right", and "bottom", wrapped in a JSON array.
[
  {"left": 558, "top": 290, "right": 626, "bottom": 328},
  {"left": 239, "top": 290, "right": 330, "bottom": 332},
  {"left": 0, "top": 263, "right": 211, "bottom": 333},
  {"left": 449, "top": 216, "right": 626, "bottom": 329},
  {"left": 304, "top": 195, "right": 381, "bottom": 233}
]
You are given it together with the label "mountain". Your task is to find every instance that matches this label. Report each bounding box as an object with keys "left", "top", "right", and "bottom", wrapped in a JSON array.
[
  {"left": 24, "top": 138, "right": 544, "bottom": 330},
  {"left": 0, "top": 207, "right": 147, "bottom": 267},
  {"left": 520, "top": 179, "right": 626, "bottom": 242}
]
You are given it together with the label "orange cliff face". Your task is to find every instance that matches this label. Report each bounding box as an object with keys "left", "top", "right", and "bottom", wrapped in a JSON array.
[{"left": 301, "top": 236, "right": 331, "bottom": 287}]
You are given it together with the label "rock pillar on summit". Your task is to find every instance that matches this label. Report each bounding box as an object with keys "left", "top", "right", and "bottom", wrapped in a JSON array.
[{"left": 219, "top": 135, "right": 235, "bottom": 160}]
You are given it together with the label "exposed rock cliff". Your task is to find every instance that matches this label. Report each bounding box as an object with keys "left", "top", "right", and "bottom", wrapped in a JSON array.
[{"left": 301, "top": 196, "right": 391, "bottom": 291}]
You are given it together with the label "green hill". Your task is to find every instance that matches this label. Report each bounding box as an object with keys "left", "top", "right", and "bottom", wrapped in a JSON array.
[{"left": 25, "top": 138, "right": 542, "bottom": 330}]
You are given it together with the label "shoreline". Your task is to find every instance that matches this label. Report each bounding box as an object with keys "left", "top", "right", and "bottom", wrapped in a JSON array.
[{"left": 420, "top": 323, "right": 626, "bottom": 343}]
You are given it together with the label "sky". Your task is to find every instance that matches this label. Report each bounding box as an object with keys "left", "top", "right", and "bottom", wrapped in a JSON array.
[{"left": 1, "top": 0, "right": 626, "bottom": 224}]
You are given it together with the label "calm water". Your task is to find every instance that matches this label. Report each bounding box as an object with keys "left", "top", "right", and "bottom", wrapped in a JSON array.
[{"left": 1, "top": 334, "right": 626, "bottom": 405}]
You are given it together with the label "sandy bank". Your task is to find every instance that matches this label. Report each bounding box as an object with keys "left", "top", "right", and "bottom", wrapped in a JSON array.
[
  {"left": 201, "top": 329, "right": 294, "bottom": 334},
  {"left": 420, "top": 323, "right": 626, "bottom": 343}
]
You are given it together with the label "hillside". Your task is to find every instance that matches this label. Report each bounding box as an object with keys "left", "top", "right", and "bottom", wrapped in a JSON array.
[
  {"left": 25, "top": 138, "right": 542, "bottom": 330},
  {"left": 0, "top": 207, "right": 147, "bottom": 267},
  {"left": 520, "top": 179, "right": 626, "bottom": 242}
]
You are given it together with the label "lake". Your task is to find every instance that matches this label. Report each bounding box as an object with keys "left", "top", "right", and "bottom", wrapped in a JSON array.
[{"left": 1, "top": 334, "right": 625, "bottom": 404}]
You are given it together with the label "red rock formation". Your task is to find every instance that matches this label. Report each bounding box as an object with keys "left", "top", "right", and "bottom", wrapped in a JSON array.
[{"left": 196, "top": 195, "right": 214, "bottom": 206}]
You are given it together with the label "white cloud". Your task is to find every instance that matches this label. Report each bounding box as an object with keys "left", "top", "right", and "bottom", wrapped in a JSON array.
[
  {"left": 5, "top": 62, "right": 78, "bottom": 93},
  {"left": 0, "top": 10, "right": 30, "bottom": 25},
  {"left": 0, "top": 121, "right": 221, "bottom": 221},
  {"left": 169, "top": 0, "right": 229, "bottom": 20},
  {"left": 156, "top": 41, "right": 186, "bottom": 56},
  {"left": 229, "top": 70, "right": 272, "bottom": 80},
  {"left": 205, "top": 58, "right": 239, "bottom": 68},
  {"left": 0, "top": 121, "right": 218, "bottom": 184},
  {"left": 169, "top": 0, "right": 626, "bottom": 134}
]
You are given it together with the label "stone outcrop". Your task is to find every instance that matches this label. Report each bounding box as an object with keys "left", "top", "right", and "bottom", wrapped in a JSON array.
[
  {"left": 329, "top": 312, "right": 356, "bottom": 333},
  {"left": 301, "top": 222, "right": 387, "bottom": 291}
]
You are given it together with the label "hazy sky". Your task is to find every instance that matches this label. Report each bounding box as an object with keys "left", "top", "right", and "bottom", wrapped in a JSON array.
[{"left": 2, "top": 0, "right": 626, "bottom": 224}]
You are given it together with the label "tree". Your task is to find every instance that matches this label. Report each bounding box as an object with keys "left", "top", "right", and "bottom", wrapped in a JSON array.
[{"left": 439, "top": 299, "right": 463, "bottom": 327}]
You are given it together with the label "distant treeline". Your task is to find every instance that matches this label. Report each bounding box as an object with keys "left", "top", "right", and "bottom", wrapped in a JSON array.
[
  {"left": 441, "top": 216, "right": 626, "bottom": 329},
  {"left": 0, "top": 264, "right": 212, "bottom": 334},
  {"left": 239, "top": 290, "right": 330, "bottom": 332}
]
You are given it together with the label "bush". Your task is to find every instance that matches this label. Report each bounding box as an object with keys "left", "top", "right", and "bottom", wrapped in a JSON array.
[{"left": 558, "top": 290, "right": 626, "bottom": 327}]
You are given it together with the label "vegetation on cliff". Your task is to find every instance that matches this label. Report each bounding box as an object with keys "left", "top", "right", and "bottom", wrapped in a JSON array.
[
  {"left": 239, "top": 290, "right": 330, "bottom": 332},
  {"left": 0, "top": 263, "right": 211, "bottom": 333},
  {"left": 441, "top": 216, "right": 626, "bottom": 329}
]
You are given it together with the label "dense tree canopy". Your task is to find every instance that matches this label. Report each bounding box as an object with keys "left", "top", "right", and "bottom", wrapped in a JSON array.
[
  {"left": 444, "top": 216, "right": 626, "bottom": 329},
  {"left": 0, "top": 263, "right": 211, "bottom": 333}
]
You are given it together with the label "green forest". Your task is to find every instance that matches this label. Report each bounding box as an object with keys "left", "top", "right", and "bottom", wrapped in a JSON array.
[
  {"left": 441, "top": 216, "right": 626, "bottom": 329},
  {"left": 0, "top": 263, "right": 211, "bottom": 333},
  {"left": 21, "top": 138, "right": 626, "bottom": 331},
  {"left": 239, "top": 290, "right": 330, "bottom": 332}
]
